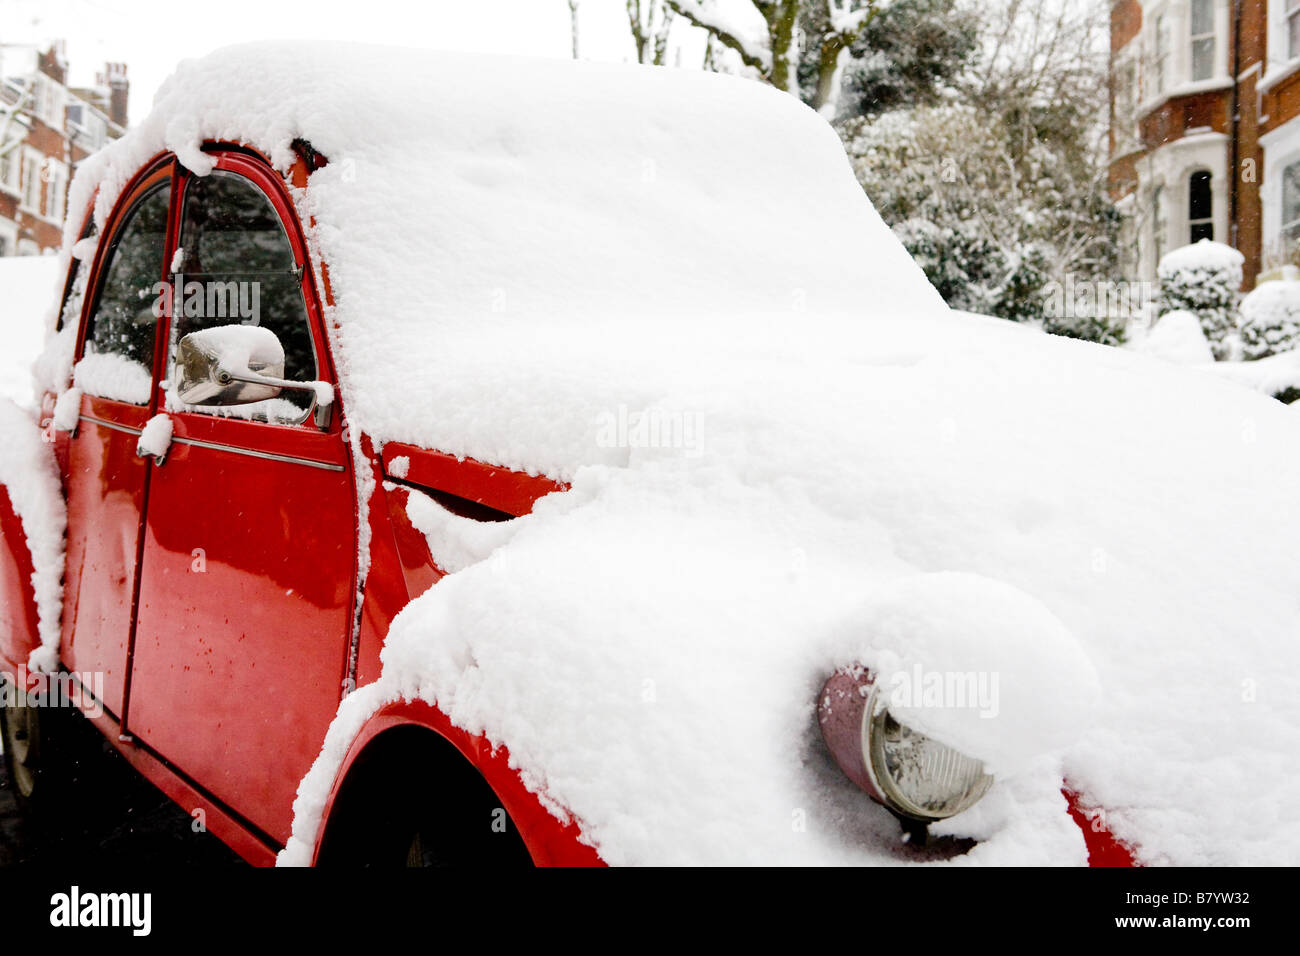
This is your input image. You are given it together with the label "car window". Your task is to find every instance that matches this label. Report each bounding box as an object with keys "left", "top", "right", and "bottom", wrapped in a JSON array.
[
  {"left": 78, "top": 184, "right": 169, "bottom": 405},
  {"left": 57, "top": 217, "right": 99, "bottom": 333},
  {"left": 170, "top": 170, "right": 317, "bottom": 424}
]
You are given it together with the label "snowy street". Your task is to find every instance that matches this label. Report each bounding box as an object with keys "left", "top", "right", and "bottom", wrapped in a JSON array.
[{"left": 0, "top": 729, "right": 239, "bottom": 867}]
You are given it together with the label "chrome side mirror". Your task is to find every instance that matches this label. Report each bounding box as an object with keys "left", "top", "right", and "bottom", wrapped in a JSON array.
[{"left": 175, "top": 326, "right": 285, "bottom": 406}]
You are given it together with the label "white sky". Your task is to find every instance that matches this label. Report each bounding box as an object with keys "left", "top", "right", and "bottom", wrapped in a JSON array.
[{"left": 3, "top": 0, "right": 711, "bottom": 126}]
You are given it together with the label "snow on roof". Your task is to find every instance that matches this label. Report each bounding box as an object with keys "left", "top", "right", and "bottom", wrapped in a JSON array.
[
  {"left": 65, "top": 40, "right": 944, "bottom": 479},
  {"left": 55, "top": 43, "right": 1300, "bottom": 866}
]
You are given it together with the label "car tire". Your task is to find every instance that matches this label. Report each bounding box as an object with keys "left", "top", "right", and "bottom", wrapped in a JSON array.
[{"left": 0, "top": 672, "right": 95, "bottom": 824}]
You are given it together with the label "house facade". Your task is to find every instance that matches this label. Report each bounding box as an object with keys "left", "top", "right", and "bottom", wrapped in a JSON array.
[{"left": 0, "top": 42, "right": 128, "bottom": 257}]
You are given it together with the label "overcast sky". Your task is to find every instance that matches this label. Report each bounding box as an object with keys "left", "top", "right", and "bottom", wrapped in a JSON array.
[{"left": 4, "top": 0, "right": 708, "bottom": 126}]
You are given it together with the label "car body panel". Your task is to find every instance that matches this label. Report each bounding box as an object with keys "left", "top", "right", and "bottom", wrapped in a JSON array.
[
  {"left": 1, "top": 134, "right": 1138, "bottom": 867},
  {"left": 60, "top": 395, "right": 150, "bottom": 718}
]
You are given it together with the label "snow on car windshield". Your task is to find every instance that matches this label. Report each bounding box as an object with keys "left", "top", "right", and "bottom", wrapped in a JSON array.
[{"left": 59, "top": 42, "right": 1300, "bottom": 866}]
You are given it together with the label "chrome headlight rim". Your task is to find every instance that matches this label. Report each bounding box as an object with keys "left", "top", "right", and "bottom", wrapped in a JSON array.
[
  {"left": 858, "top": 680, "right": 993, "bottom": 823},
  {"left": 818, "top": 668, "right": 994, "bottom": 824}
]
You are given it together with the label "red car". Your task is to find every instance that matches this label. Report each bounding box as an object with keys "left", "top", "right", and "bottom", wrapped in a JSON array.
[
  {"left": 9, "top": 43, "right": 1294, "bottom": 868},
  {"left": 0, "top": 140, "right": 602, "bottom": 865}
]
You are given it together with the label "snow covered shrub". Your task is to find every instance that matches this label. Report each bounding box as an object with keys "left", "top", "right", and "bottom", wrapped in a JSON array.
[
  {"left": 1238, "top": 279, "right": 1300, "bottom": 361},
  {"left": 1137, "top": 310, "right": 1214, "bottom": 365},
  {"left": 1156, "top": 240, "right": 1244, "bottom": 359},
  {"left": 843, "top": 94, "right": 1120, "bottom": 337}
]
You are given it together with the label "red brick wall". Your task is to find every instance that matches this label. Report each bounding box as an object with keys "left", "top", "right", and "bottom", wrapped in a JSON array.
[{"left": 1112, "top": 0, "right": 1142, "bottom": 53}]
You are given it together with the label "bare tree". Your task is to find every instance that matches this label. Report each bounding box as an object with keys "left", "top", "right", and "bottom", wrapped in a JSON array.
[
  {"left": 569, "top": 0, "right": 582, "bottom": 60},
  {"left": 662, "top": 0, "right": 885, "bottom": 114},
  {"left": 627, "top": 0, "right": 676, "bottom": 65}
]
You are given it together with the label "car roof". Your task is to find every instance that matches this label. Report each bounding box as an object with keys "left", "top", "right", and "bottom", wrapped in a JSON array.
[{"left": 64, "top": 40, "right": 944, "bottom": 478}]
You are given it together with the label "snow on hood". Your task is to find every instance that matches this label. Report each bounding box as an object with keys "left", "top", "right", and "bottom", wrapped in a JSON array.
[{"left": 66, "top": 43, "right": 1300, "bottom": 865}]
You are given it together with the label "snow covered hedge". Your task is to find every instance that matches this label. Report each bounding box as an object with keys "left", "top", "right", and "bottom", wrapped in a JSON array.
[
  {"left": 1156, "top": 240, "right": 1243, "bottom": 359},
  {"left": 1238, "top": 279, "right": 1300, "bottom": 361}
]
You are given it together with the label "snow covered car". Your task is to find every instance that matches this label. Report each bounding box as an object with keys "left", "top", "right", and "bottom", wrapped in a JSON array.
[{"left": 2, "top": 42, "right": 1299, "bottom": 867}]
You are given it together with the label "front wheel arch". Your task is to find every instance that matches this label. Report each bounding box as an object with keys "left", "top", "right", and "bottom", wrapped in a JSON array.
[{"left": 314, "top": 724, "right": 534, "bottom": 867}]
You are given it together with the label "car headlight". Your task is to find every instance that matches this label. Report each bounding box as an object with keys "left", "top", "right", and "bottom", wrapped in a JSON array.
[{"left": 818, "top": 669, "right": 992, "bottom": 822}]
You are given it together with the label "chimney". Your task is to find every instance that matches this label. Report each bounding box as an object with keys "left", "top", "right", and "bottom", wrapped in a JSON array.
[{"left": 105, "top": 62, "right": 128, "bottom": 128}]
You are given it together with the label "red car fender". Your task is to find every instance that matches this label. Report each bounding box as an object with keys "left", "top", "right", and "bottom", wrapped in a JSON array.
[
  {"left": 310, "top": 697, "right": 604, "bottom": 867},
  {"left": 0, "top": 486, "right": 43, "bottom": 683},
  {"left": 1064, "top": 788, "right": 1139, "bottom": 867}
]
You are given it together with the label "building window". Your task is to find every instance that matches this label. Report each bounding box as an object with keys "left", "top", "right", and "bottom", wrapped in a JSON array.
[
  {"left": 43, "top": 163, "right": 65, "bottom": 222},
  {"left": 1290, "top": 0, "right": 1300, "bottom": 60},
  {"left": 1153, "top": 185, "right": 1167, "bottom": 266},
  {"left": 1191, "top": 0, "right": 1215, "bottom": 81},
  {"left": 21, "top": 154, "right": 40, "bottom": 210},
  {"left": 1282, "top": 160, "right": 1300, "bottom": 245},
  {"left": 1189, "top": 171, "right": 1213, "bottom": 242},
  {"left": 1154, "top": 13, "right": 1170, "bottom": 94}
]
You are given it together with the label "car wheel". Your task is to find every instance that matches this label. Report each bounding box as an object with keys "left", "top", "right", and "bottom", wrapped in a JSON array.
[
  {"left": 0, "top": 673, "right": 96, "bottom": 822},
  {"left": 0, "top": 674, "right": 46, "bottom": 812}
]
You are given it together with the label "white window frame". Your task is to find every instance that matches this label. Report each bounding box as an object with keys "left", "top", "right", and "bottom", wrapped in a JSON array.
[
  {"left": 1154, "top": 12, "right": 1170, "bottom": 95},
  {"left": 1282, "top": 158, "right": 1300, "bottom": 245},
  {"left": 1188, "top": 169, "right": 1214, "bottom": 242},
  {"left": 20, "top": 147, "right": 41, "bottom": 212},
  {"left": 43, "top": 158, "right": 67, "bottom": 221},
  {"left": 0, "top": 218, "right": 17, "bottom": 257},
  {"left": 0, "top": 150, "right": 18, "bottom": 194},
  {"left": 1190, "top": 0, "right": 1216, "bottom": 82},
  {"left": 1289, "top": 0, "right": 1300, "bottom": 61},
  {"left": 1153, "top": 184, "right": 1167, "bottom": 268}
]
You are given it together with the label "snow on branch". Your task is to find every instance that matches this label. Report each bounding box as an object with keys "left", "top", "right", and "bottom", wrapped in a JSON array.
[{"left": 665, "top": 0, "right": 772, "bottom": 73}]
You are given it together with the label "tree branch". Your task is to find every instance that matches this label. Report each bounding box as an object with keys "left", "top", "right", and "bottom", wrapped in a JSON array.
[{"left": 665, "top": 0, "right": 772, "bottom": 75}]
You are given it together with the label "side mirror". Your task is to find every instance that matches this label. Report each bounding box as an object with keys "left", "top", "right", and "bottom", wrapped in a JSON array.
[{"left": 175, "top": 325, "right": 285, "bottom": 406}]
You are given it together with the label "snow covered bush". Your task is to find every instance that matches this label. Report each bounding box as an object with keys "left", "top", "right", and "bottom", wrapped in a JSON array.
[
  {"left": 1238, "top": 279, "right": 1300, "bottom": 361},
  {"left": 840, "top": 9, "right": 1121, "bottom": 340},
  {"left": 1156, "top": 240, "right": 1243, "bottom": 359},
  {"left": 1136, "top": 310, "right": 1214, "bottom": 365}
]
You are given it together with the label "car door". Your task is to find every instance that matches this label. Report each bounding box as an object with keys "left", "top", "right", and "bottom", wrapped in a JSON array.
[
  {"left": 124, "top": 152, "right": 356, "bottom": 847},
  {"left": 61, "top": 162, "right": 174, "bottom": 719}
]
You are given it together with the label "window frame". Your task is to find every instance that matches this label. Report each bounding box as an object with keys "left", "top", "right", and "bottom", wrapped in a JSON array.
[
  {"left": 1190, "top": 0, "right": 1216, "bottom": 82},
  {"left": 1153, "top": 12, "right": 1170, "bottom": 96},
  {"left": 70, "top": 145, "right": 336, "bottom": 431},
  {"left": 165, "top": 152, "right": 326, "bottom": 427},
  {"left": 1282, "top": 158, "right": 1300, "bottom": 245},
  {"left": 20, "top": 148, "right": 41, "bottom": 212},
  {"left": 1152, "top": 184, "right": 1167, "bottom": 268},
  {"left": 1289, "top": 0, "right": 1300, "bottom": 61},
  {"left": 74, "top": 159, "right": 177, "bottom": 407},
  {"left": 1188, "top": 169, "right": 1214, "bottom": 243}
]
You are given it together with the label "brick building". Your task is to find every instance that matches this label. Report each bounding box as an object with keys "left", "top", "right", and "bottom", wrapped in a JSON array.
[
  {"left": 1109, "top": 1, "right": 1300, "bottom": 289},
  {"left": 0, "top": 41, "right": 128, "bottom": 257}
]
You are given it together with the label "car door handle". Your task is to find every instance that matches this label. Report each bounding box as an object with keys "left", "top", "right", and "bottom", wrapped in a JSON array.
[{"left": 135, "top": 414, "right": 173, "bottom": 467}]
